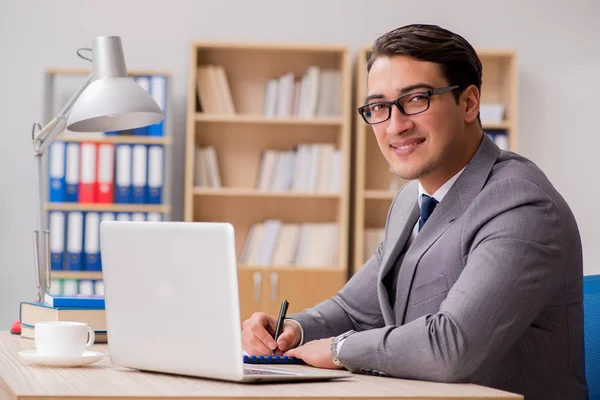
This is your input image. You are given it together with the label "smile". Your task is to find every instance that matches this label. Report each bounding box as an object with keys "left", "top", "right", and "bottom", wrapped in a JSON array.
[{"left": 390, "top": 138, "right": 425, "bottom": 155}]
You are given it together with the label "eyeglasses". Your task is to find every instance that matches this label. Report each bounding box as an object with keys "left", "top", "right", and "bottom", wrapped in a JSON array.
[{"left": 357, "top": 85, "right": 460, "bottom": 125}]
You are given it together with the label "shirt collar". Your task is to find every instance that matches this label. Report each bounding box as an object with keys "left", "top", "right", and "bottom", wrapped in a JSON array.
[{"left": 417, "top": 165, "right": 467, "bottom": 208}]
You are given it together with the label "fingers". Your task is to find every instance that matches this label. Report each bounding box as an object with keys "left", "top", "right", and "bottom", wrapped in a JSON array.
[
  {"left": 241, "top": 312, "right": 277, "bottom": 355},
  {"left": 284, "top": 346, "right": 299, "bottom": 358},
  {"left": 275, "top": 320, "right": 301, "bottom": 352},
  {"left": 276, "top": 329, "right": 295, "bottom": 352}
]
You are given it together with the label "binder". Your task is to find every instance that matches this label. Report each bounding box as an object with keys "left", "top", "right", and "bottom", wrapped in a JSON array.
[
  {"left": 65, "top": 143, "right": 80, "bottom": 202},
  {"left": 79, "top": 142, "right": 97, "bottom": 203},
  {"left": 148, "top": 75, "right": 167, "bottom": 136},
  {"left": 94, "top": 280, "right": 104, "bottom": 295},
  {"left": 83, "top": 212, "right": 101, "bottom": 271},
  {"left": 61, "top": 279, "right": 79, "bottom": 295},
  {"left": 115, "top": 144, "right": 132, "bottom": 203},
  {"left": 49, "top": 211, "right": 65, "bottom": 271},
  {"left": 147, "top": 212, "right": 162, "bottom": 222},
  {"left": 147, "top": 145, "right": 164, "bottom": 204},
  {"left": 116, "top": 212, "right": 131, "bottom": 222},
  {"left": 132, "top": 212, "right": 146, "bottom": 222},
  {"left": 131, "top": 144, "right": 148, "bottom": 204},
  {"left": 96, "top": 143, "right": 115, "bottom": 203},
  {"left": 48, "top": 142, "right": 66, "bottom": 202},
  {"left": 78, "top": 280, "right": 95, "bottom": 295},
  {"left": 133, "top": 76, "right": 150, "bottom": 136},
  {"left": 99, "top": 212, "right": 115, "bottom": 270},
  {"left": 66, "top": 211, "right": 84, "bottom": 271}
]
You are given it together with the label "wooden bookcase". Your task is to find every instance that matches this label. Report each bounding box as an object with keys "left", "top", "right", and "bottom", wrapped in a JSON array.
[
  {"left": 351, "top": 47, "right": 518, "bottom": 274},
  {"left": 42, "top": 68, "right": 173, "bottom": 289},
  {"left": 184, "top": 41, "right": 352, "bottom": 321}
]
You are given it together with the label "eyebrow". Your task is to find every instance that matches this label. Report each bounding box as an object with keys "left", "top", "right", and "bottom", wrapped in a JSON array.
[{"left": 365, "top": 82, "right": 435, "bottom": 103}]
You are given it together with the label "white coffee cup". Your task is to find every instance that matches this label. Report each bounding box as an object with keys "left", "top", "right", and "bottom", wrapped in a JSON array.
[{"left": 34, "top": 321, "right": 95, "bottom": 357}]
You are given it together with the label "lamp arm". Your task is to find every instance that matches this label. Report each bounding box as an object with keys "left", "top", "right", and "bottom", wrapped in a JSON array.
[
  {"left": 31, "top": 72, "right": 92, "bottom": 302},
  {"left": 33, "top": 73, "right": 92, "bottom": 156}
]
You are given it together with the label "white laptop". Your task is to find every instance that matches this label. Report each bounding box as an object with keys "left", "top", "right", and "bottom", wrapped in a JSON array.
[{"left": 99, "top": 220, "right": 350, "bottom": 383}]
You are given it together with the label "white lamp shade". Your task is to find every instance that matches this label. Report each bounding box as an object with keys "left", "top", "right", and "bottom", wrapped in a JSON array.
[
  {"left": 66, "top": 77, "right": 163, "bottom": 132},
  {"left": 66, "top": 36, "right": 163, "bottom": 132}
]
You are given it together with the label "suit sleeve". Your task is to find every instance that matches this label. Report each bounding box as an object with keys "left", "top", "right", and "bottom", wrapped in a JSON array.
[
  {"left": 288, "top": 241, "right": 386, "bottom": 343},
  {"left": 286, "top": 184, "right": 414, "bottom": 343},
  {"left": 337, "top": 178, "right": 575, "bottom": 382}
]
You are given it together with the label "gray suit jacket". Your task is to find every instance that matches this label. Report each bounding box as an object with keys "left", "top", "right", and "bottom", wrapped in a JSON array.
[{"left": 290, "top": 134, "right": 588, "bottom": 400}]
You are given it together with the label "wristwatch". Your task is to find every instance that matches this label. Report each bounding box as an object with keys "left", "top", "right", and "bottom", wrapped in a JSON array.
[{"left": 330, "top": 330, "right": 356, "bottom": 368}]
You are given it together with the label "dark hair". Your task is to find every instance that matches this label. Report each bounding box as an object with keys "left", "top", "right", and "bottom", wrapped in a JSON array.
[{"left": 367, "top": 24, "right": 482, "bottom": 106}]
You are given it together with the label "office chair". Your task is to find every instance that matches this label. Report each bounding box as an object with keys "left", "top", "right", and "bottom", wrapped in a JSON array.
[{"left": 584, "top": 274, "right": 600, "bottom": 399}]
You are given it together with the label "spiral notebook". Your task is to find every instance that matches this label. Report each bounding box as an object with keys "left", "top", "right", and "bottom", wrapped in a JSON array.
[{"left": 243, "top": 355, "right": 304, "bottom": 364}]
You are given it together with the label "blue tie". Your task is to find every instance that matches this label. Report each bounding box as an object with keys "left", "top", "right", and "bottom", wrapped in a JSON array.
[{"left": 418, "top": 194, "right": 438, "bottom": 231}]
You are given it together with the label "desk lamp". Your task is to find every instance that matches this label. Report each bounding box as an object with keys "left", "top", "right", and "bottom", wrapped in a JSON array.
[{"left": 30, "top": 36, "right": 163, "bottom": 302}]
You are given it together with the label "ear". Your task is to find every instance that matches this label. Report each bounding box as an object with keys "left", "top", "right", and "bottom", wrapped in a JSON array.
[{"left": 461, "top": 85, "right": 480, "bottom": 124}]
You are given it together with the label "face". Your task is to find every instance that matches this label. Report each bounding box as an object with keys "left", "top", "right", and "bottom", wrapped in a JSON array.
[{"left": 365, "top": 55, "right": 479, "bottom": 193}]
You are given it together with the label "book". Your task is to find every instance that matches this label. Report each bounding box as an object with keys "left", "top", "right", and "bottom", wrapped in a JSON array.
[
  {"left": 19, "top": 301, "right": 107, "bottom": 342},
  {"left": 44, "top": 293, "right": 105, "bottom": 309}
]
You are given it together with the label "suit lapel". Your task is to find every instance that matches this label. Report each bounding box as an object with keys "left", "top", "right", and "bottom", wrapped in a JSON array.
[
  {"left": 393, "top": 133, "right": 501, "bottom": 325},
  {"left": 377, "top": 186, "right": 419, "bottom": 325}
]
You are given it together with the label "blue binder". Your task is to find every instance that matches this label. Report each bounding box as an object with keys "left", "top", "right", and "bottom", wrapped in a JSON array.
[
  {"left": 115, "top": 144, "right": 132, "bottom": 204},
  {"left": 49, "top": 211, "right": 65, "bottom": 271},
  {"left": 64, "top": 142, "right": 80, "bottom": 202},
  {"left": 66, "top": 211, "right": 84, "bottom": 271},
  {"left": 147, "top": 145, "right": 163, "bottom": 204},
  {"left": 131, "top": 144, "right": 148, "bottom": 204},
  {"left": 148, "top": 75, "right": 167, "bottom": 136},
  {"left": 133, "top": 76, "right": 151, "bottom": 136},
  {"left": 48, "top": 142, "right": 66, "bottom": 202}
]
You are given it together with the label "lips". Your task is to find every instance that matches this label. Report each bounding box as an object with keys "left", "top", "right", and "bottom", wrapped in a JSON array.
[{"left": 390, "top": 138, "right": 425, "bottom": 151}]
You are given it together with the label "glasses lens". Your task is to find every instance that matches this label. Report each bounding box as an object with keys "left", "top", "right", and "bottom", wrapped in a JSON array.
[
  {"left": 400, "top": 92, "right": 430, "bottom": 115},
  {"left": 362, "top": 103, "right": 390, "bottom": 124}
]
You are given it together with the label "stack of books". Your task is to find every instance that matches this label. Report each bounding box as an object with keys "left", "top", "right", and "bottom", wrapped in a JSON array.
[{"left": 19, "top": 293, "right": 106, "bottom": 342}]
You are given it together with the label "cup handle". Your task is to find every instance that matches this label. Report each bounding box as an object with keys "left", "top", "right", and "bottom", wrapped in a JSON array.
[{"left": 86, "top": 327, "right": 95, "bottom": 349}]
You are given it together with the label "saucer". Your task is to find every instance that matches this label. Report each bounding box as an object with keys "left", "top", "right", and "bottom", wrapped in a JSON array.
[{"left": 18, "top": 350, "right": 105, "bottom": 367}]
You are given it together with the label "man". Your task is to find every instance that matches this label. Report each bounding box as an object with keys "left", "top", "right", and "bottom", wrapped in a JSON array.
[{"left": 241, "top": 24, "right": 588, "bottom": 399}]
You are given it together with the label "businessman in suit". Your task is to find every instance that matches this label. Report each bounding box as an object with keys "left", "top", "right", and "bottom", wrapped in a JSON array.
[{"left": 241, "top": 24, "right": 588, "bottom": 399}]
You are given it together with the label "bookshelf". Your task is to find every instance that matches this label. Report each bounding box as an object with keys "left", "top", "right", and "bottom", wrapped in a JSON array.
[
  {"left": 42, "top": 68, "right": 173, "bottom": 295},
  {"left": 184, "top": 41, "right": 352, "bottom": 321},
  {"left": 352, "top": 47, "right": 518, "bottom": 274}
]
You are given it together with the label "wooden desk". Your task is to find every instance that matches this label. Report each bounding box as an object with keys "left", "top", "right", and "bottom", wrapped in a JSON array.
[{"left": 0, "top": 332, "right": 522, "bottom": 399}]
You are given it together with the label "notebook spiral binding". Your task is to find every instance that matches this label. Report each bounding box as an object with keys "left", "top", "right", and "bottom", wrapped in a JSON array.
[{"left": 243, "top": 355, "right": 304, "bottom": 364}]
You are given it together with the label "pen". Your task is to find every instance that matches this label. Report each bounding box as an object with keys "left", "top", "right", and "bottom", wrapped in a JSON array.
[{"left": 272, "top": 299, "right": 289, "bottom": 355}]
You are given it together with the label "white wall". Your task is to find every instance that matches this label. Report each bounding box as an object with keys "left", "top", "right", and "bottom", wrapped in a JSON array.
[{"left": 0, "top": 0, "right": 598, "bottom": 328}]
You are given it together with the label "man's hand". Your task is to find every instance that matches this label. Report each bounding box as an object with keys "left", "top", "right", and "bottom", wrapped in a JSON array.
[
  {"left": 285, "top": 338, "right": 340, "bottom": 369},
  {"left": 242, "top": 312, "right": 301, "bottom": 355}
]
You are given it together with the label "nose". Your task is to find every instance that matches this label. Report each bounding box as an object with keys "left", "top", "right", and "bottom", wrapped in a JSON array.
[{"left": 386, "top": 105, "right": 414, "bottom": 136}]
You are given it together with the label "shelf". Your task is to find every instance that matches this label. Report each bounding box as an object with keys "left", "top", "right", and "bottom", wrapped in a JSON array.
[
  {"left": 56, "top": 134, "right": 172, "bottom": 145},
  {"left": 44, "top": 203, "right": 170, "bottom": 213},
  {"left": 364, "top": 190, "right": 397, "bottom": 200},
  {"left": 482, "top": 121, "right": 511, "bottom": 130},
  {"left": 46, "top": 67, "right": 172, "bottom": 76},
  {"left": 195, "top": 113, "right": 344, "bottom": 126},
  {"left": 193, "top": 187, "right": 341, "bottom": 199},
  {"left": 192, "top": 40, "right": 347, "bottom": 53},
  {"left": 238, "top": 265, "right": 345, "bottom": 272},
  {"left": 50, "top": 271, "right": 102, "bottom": 280}
]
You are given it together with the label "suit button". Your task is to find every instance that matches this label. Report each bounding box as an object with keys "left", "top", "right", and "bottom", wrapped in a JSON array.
[
  {"left": 378, "top": 371, "right": 389, "bottom": 377},
  {"left": 359, "top": 368, "right": 366, "bottom": 373},
  {"left": 365, "top": 368, "right": 373, "bottom": 375}
]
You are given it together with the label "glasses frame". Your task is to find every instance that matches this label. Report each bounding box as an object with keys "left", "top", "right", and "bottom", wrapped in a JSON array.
[{"left": 357, "top": 85, "right": 460, "bottom": 125}]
